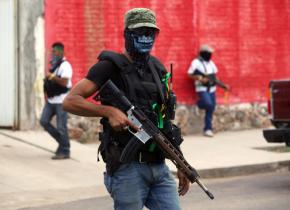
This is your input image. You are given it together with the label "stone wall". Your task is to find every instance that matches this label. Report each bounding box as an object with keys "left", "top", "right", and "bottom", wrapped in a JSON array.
[
  {"left": 66, "top": 103, "right": 271, "bottom": 143},
  {"left": 67, "top": 115, "right": 102, "bottom": 143},
  {"left": 175, "top": 103, "right": 271, "bottom": 135}
]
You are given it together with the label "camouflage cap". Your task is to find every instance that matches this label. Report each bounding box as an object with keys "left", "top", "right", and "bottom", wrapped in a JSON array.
[{"left": 125, "top": 8, "right": 159, "bottom": 30}]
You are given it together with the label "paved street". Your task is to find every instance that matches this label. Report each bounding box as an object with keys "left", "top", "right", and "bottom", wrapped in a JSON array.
[
  {"left": 0, "top": 128, "right": 290, "bottom": 210},
  {"left": 181, "top": 171, "right": 290, "bottom": 210},
  {"left": 20, "top": 171, "right": 290, "bottom": 210}
]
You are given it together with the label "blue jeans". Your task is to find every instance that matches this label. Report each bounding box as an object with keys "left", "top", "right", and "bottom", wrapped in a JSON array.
[
  {"left": 104, "top": 162, "right": 181, "bottom": 210},
  {"left": 40, "top": 102, "right": 70, "bottom": 154},
  {"left": 197, "top": 91, "right": 216, "bottom": 131}
]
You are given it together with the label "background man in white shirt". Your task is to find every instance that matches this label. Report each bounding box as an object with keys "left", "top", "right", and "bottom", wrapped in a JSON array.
[
  {"left": 188, "top": 44, "right": 229, "bottom": 137},
  {"left": 40, "top": 42, "right": 73, "bottom": 159}
]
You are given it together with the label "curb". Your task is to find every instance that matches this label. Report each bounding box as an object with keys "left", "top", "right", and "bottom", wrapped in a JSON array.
[
  {"left": 198, "top": 160, "right": 290, "bottom": 179},
  {"left": 171, "top": 160, "right": 290, "bottom": 179}
]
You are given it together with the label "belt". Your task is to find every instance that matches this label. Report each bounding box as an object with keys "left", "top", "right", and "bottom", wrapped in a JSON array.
[{"left": 134, "top": 151, "right": 165, "bottom": 164}]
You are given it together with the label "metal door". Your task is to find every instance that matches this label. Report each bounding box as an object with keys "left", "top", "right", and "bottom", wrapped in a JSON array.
[{"left": 0, "top": 0, "right": 18, "bottom": 127}]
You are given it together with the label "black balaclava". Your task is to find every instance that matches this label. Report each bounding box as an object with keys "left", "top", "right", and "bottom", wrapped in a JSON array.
[
  {"left": 49, "top": 46, "right": 64, "bottom": 72},
  {"left": 124, "top": 28, "right": 156, "bottom": 76},
  {"left": 199, "top": 51, "right": 212, "bottom": 62},
  {"left": 49, "top": 55, "right": 63, "bottom": 71}
]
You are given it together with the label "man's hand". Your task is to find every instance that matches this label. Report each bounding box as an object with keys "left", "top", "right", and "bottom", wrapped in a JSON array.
[
  {"left": 196, "top": 75, "right": 209, "bottom": 84},
  {"left": 177, "top": 169, "right": 190, "bottom": 196},
  {"left": 107, "top": 107, "right": 139, "bottom": 132},
  {"left": 201, "top": 77, "right": 210, "bottom": 84},
  {"left": 224, "top": 84, "right": 230, "bottom": 91},
  {"left": 45, "top": 72, "right": 51, "bottom": 78},
  {"left": 45, "top": 72, "right": 55, "bottom": 80}
]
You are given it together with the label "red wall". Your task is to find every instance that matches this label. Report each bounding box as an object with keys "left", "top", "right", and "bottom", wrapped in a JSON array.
[{"left": 45, "top": 0, "right": 290, "bottom": 104}]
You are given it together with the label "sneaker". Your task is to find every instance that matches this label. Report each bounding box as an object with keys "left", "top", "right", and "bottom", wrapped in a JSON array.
[
  {"left": 204, "top": 130, "right": 214, "bottom": 137},
  {"left": 51, "top": 153, "right": 70, "bottom": 160},
  {"left": 55, "top": 148, "right": 61, "bottom": 155}
]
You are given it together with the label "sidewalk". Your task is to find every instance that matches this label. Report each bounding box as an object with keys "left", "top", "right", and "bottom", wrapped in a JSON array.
[{"left": 0, "top": 128, "right": 289, "bottom": 210}]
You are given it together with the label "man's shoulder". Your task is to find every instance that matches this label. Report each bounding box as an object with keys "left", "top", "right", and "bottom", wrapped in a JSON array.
[
  {"left": 209, "top": 60, "right": 218, "bottom": 72},
  {"left": 56, "top": 59, "right": 72, "bottom": 78},
  {"left": 191, "top": 58, "right": 203, "bottom": 67},
  {"left": 149, "top": 55, "right": 167, "bottom": 73},
  {"left": 91, "top": 59, "right": 118, "bottom": 71},
  {"left": 149, "top": 54, "right": 161, "bottom": 63},
  {"left": 98, "top": 50, "right": 129, "bottom": 68},
  {"left": 98, "top": 50, "right": 121, "bottom": 58},
  {"left": 209, "top": 60, "right": 216, "bottom": 65},
  {"left": 88, "top": 59, "right": 120, "bottom": 79},
  {"left": 60, "top": 59, "right": 72, "bottom": 70}
]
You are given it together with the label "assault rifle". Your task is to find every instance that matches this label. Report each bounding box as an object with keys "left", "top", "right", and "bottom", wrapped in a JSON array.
[
  {"left": 98, "top": 80, "right": 214, "bottom": 200},
  {"left": 205, "top": 74, "right": 228, "bottom": 90}
]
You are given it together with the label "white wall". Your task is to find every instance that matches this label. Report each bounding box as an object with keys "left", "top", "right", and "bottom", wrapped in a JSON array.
[
  {"left": 33, "top": 16, "right": 45, "bottom": 120},
  {"left": 0, "top": 0, "right": 17, "bottom": 127}
]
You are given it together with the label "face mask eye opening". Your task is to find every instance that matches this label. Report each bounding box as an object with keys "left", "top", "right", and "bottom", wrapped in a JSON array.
[
  {"left": 124, "top": 27, "right": 158, "bottom": 55},
  {"left": 130, "top": 27, "right": 157, "bottom": 37}
]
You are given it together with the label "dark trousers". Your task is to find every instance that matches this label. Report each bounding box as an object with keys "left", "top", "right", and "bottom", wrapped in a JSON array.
[
  {"left": 197, "top": 91, "right": 216, "bottom": 131},
  {"left": 40, "top": 102, "right": 70, "bottom": 154}
]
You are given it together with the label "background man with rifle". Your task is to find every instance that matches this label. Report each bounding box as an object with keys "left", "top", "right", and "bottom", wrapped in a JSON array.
[
  {"left": 188, "top": 44, "right": 229, "bottom": 137},
  {"left": 63, "top": 8, "right": 193, "bottom": 210}
]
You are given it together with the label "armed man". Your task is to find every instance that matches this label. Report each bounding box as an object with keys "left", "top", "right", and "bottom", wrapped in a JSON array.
[
  {"left": 63, "top": 8, "right": 190, "bottom": 210},
  {"left": 188, "top": 44, "right": 229, "bottom": 137}
]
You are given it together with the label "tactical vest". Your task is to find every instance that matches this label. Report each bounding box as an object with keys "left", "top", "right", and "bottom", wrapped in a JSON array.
[
  {"left": 197, "top": 57, "right": 217, "bottom": 90},
  {"left": 98, "top": 50, "right": 171, "bottom": 149},
  {"left": 43, "top": 60, "right": 69, "bottom": 98}
]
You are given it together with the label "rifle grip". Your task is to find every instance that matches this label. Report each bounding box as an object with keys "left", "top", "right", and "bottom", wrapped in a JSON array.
[{"left": 119, "top": 136, "right": 144, "bottom": 163}]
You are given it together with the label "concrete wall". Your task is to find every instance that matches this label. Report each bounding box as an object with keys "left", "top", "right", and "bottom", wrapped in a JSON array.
[{"left": 18, "top": 0, "right": 44, "bottom": 129}]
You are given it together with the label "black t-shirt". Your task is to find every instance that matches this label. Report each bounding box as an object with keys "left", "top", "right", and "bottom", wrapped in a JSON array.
[{"left": 86, "top": 60, "right": 121, "bottom": 88}]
